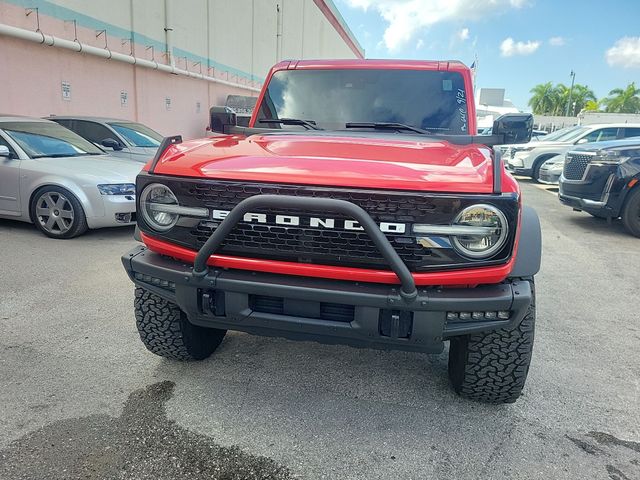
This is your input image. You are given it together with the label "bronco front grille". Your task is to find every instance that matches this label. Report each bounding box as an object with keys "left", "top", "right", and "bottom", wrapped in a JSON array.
[
  {"left": 563, "top": 153, "right": 593, "bottom": 180},
  {"left": 136, "top": 175, "right": 519, "bottom": 272}
]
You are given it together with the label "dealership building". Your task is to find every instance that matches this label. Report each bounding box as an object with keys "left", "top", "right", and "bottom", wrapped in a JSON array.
[{"left": 0, "top": 0, "right": 363, "bottom": 138}]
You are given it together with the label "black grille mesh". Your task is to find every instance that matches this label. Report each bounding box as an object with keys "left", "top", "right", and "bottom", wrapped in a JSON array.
[
  {"left": 138, "top": 176, "right": 519, "bottom": 272},
  {"left": 176, "top": 181, "right": 451, "bottom": 270},
  {"left": 249, "top": 294, "right": 355, "bottom": 322},
  {"left": 563, "top": 153, "right": 592, "bottom": 180}
]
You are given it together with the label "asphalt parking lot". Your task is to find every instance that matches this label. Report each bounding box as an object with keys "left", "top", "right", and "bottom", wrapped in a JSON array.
[{"left": 0, "top": 179, "right": 638, "bottom": 480}]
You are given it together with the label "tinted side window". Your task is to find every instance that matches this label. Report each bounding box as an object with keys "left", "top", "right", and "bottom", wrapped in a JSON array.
[
  {"left": 53, "top": 119, "right": 73, "bottom": 129},
  {"left": 581, "top": 128, "right": 619, "bottom": 143},
  {"left": 73, "top": 121, "right": 120, "bottom": 146},
  {"left": 622, "top": 127, "right": 640, "bottom": 138}
]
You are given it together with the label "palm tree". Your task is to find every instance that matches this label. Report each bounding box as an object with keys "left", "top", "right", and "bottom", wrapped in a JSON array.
[
  {"left": 528, "top": 82, "right": 597, "bottom": 116},
  {"left": 551, "top": 84, "right": 569, "bottom": 115},
  {"left": 583, "top": 100, "right": 600, "bottom": 112},
  {"left": 566, "top": 84, "right": 597, "bottom": 115},
  {"left": 601, "top": 83, "right": 640, "bottom": 113},
  {"left": 528, "top": 82, "right": 556, "bottom": 114}
]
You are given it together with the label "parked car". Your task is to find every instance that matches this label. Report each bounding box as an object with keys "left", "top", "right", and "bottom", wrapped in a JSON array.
[
  {"left": 482, "top": 128, "right": 546, "bottom": 139},
  {"left": 503, "top": 123, "right": 640, "bottom": 182},
  {"left": 559, "top": 137, "right": 640, "bottom": 236},
  {"left": 122, "top": 59, "right": 541, "bottom": 404},
  {"left": 531, "top": 129, "right": 549, "bottom": 140},
  {"left": 0, "top": 116, "right": 141, "bottom": 238},
  {"left": 538, "top": 154, "right": 564, "bottom": 185},
  {"left": 47, "top": 116, "right": 162, "bottom": 162}
]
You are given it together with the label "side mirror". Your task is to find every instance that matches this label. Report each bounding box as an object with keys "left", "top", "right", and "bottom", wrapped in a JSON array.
[
  {"left": 493, "top": 113, "right": 533, "bottom": 144},
  {"left": 209, "top": 106, "right": 237, "bottom": 134},
  {"left": 575, "top": 138, "right": 589, "bottom": 144},
  {"left": 0, "top": 145, "right": 12, "bottom": 158},
  {"left": 102, "top": 138, "right": 123, "bottom": 151}
]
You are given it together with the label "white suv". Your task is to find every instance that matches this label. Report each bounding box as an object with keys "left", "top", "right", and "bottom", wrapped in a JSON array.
[{"left": 504, "top": 124, "right": 640, "bottom": 181}]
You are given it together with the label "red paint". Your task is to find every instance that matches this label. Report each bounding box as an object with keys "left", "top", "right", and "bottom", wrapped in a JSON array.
[
  {"left": 141, "top": 59, "right": 520, "bottom": 285},
  {"left": 142, "top": 233, "right": 514, "bottom": 286},
  {"left": 149, "top": 133, "right": 512, "bottom": 193},
  {"left": 313, "top": 0, "right": 364, "bottom": 59}
]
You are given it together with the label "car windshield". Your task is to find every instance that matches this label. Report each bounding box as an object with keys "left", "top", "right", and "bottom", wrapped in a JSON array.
[
  {"left": 256, "top": 68, "right": 470, "bottom": 134},
  {"left": 108, "top": 122, "right": 162, "bottom": 148},
  {"left": 547, "top": 126, "right": 588, "bottom": 142},
  {"left": 1, "top": 121, "right": 104, "bottom": 158},
  {"left": 539, "top": 126, "right": 577, "bottom": 141}
]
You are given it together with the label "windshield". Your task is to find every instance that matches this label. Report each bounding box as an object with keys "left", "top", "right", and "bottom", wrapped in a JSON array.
[
  {"left": 542, "top": 125, "right": 584, "bottom": 142},
  {"left": 552, "top": 126, "right": 589, "bottom": 142},
  {"left": 108, "top": 122, "right": 162, "bottom": 148},
  {"left": 539, "top": 126, "right": 577, "bottom": 141},
  {"left": 1, "top": 121, "right": 104, "bottom": 158},
  {"left": 256, "top": 69, "right": 470, "bottom": 134}
]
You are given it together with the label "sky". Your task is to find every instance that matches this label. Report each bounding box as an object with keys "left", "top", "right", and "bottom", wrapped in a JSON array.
[{"left": 334, "top": 0, "right": 640, "bottom": 110}]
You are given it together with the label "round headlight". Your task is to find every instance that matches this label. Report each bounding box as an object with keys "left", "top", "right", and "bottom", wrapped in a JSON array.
[
  {"left": 451, "top": 204, "right": 508, "bottom": 259},
  {"left": 140, "top": 183, "right": 179, "bottom": 231}
]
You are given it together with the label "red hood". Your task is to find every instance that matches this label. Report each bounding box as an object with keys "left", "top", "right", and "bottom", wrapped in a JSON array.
[{"left": 149, "top": 134, "right": 504, "bottom": 193}]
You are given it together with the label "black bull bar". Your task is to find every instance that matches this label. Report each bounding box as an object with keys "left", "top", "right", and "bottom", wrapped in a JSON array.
[{"left": 191, "top": 194, "right": 419, "bottom": 302}]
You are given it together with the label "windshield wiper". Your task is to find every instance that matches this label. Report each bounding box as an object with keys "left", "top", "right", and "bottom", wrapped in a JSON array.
[
  {"left": 31, "top": 153, "right": 84, "bottom": 158},
  {"left": 258, "top": 118, "right": 322, "bottom": 130},
  {"left": 345, "top": 122, "right": 432, "bottom": 134}
]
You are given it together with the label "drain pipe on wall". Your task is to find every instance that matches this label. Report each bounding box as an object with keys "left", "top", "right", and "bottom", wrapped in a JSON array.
[
  {"left": 0, "top": 23, "right": 260, "bottom": 92},
  {"left": 164, "top": 0, "right": 176, "bottom": 70}
]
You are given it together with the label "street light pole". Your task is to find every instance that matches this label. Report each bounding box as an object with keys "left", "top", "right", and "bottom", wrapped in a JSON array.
[{"left": 565, "top": 70, "right": 576, "bottom": 117}]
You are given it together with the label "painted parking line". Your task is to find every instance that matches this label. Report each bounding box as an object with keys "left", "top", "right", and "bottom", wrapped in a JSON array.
[
  {"left": 513, "top": 175, "right": 559, "bottom": 195},
  {"left": 534, "top": 184, "right": 559, "bottom": 195}
]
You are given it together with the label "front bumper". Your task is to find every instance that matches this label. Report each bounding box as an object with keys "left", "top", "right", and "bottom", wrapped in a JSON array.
[
  {"left": 558, "top": 171, "right": 619, "bottom": 216},
  {"left": 506, "top": 162, "right": 532, "bottom": 176},
  {"left": 122, "top": 245, "right": 533, "bottom": 353},
  {"left": 87, "top": 195, "right": 136, "bottom": 229},
  {"left": 538, "top": 170, "right": 561, "bottom": 185}
]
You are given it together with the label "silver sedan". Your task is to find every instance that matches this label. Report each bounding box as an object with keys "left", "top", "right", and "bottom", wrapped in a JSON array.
[{"left": 0, "top": 117, "right": 143, "bottom": 239}]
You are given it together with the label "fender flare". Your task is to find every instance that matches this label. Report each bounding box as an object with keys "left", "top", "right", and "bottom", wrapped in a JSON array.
[
  {"left": 532, "top": 153, "right": 558, "bottom": 175},
  {"left": 617, "top": 173, "right": 640, "bottom": 215},
  {"left": 510, "top": 205, "right": 542, "bottom": 278}
]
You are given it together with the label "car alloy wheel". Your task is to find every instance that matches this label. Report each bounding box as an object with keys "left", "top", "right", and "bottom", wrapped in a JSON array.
[{"left": 35, "top": 191, "right": 75, "bottom": 235}]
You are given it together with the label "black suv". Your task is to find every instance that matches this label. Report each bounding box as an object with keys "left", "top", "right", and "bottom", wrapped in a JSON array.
[{"left": 559, "top": 138, "right": 640, "bottom": 236}]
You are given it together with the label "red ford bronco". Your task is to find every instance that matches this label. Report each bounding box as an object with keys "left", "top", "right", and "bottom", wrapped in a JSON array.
[{"left": 122, "top": 59, "right": 541, "bottom": 403}]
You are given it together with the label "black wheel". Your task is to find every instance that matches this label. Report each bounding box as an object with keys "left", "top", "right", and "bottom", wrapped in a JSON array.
[
  {"left": 532, "top": 157, "right": 551, "bottom": 183},
  {"left": 448, "top": 279, "right": 535, "bottom": 404},
  {"left": 30, "top": 186, "right": 88, "bottom": 239},
  {"left": 134, "top": 287, "right": 226, "bottom": 360},
  {"left": 621, "top": 187, "right": 640, "bottom": 237}
]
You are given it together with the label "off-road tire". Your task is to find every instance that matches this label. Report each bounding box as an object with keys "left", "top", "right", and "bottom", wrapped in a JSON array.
[
  {"left": 621, "top": 187, "right": 640, "bottom": 237},
  {"left": 134, "top": 287, "right": 226, "bottom": 360},
  {"left": 448, "top": 279, "right": 535, "bottom": 404}
]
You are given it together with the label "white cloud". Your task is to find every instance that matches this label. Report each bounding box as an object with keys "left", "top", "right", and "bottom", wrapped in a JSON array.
[
  {"left": 344, "top": 0, "right": 529, "bottom": 51},
  {"left": 606, "top": 37, "right": 640, "bottom": 68},
  {"left": 458, "top": 28, "right": 470, "bottom": 41},
  {"left": 549, "top": 36, "right": 565, "bottom": 46},
  {"left": 500, "top": 37, "right": 540, "bottom": 57},
  {"left": 416, "top": 38, "right": 425, "bottom": 49}
]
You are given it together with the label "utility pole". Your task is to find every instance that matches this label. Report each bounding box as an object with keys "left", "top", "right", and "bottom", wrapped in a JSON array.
[{"left": 565, "top": 70, "right": 575, "bottom": 117}]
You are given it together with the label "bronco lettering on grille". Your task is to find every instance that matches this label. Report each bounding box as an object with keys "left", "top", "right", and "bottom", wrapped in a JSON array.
[{"left": 211, "top": 209, "right": 407, "bottom": 234}]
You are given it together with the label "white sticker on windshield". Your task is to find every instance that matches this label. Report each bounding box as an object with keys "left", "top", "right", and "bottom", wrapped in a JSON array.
[{"left": 442, "top": 79, "right": 453, "bottom": 91}]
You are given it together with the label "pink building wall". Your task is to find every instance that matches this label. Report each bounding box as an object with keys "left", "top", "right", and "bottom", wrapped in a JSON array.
[{"left": 0, "top": 2, "right": 259, "bottom": 139}]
